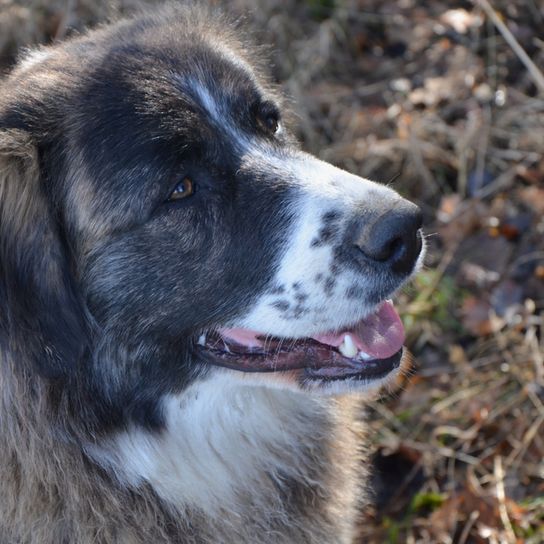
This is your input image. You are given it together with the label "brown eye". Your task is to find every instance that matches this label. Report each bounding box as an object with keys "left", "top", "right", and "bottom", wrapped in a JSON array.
[
  {"left": 168, "top": 177, "right": 194, "bottom": 201},
  {"left": 257, "top": 102, "right": 281, "bottom": 135},
  {"left": 262, "top": 113, "right": 279, "bottom": 134}
]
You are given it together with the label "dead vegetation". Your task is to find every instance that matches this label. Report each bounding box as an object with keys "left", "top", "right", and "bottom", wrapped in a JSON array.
[{"left": 1, "top": 1, "right": 543, "bottom": 542}]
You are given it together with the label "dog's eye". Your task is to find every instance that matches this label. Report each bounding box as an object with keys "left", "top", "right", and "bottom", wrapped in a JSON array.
[
  {"left": 257, "top": 102, "right": 281, "bottom": 135},
  {"left": 168, "top": 177, "right": 194, "bottom": 201},
  {"left": 263, "top": 113, "right": 279, "bottom": 134}
]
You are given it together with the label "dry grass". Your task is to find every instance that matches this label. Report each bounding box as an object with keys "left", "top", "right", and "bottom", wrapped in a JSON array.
[{"left": 1, "top": 1, "right": 543, "bottom": 542}]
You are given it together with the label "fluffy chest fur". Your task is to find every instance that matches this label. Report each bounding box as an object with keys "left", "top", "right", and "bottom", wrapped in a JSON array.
[{"left": 0, "top": 367, "right": 366, "bottom": 544}]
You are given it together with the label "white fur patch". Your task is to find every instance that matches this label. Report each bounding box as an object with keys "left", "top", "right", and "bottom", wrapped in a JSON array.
[
  {"left": 19, "top": 48, "right": 51, "bottom": 71},
  {"left": 88, "top": 370, "right": 331, "bottom": 513},
  {"left": 238, "top": 152, "right": 411, "bottom": 337},
  {"left": 186, "top": 78, "right": 256, "bottom": 154},
  {"left": 191, "top": 80, "right": 222, "bottom": 122}
]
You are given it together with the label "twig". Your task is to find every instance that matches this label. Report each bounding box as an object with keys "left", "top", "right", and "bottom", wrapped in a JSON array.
[
  {"left": 526, "top": 326, "right": 544, "bottom": 386},
  {"left": 408, "top": 129, "right": 438, "bottom": 195},
  {"left": 475, "top": 0, "right": 544, "bottom": 94},
  {"left": 475, "top": 164, "right": 518, "bottom": 199},
  {"left": 458, "top": 510, "right": 480, "bottom": 544},
  {"left": 474, "top": 106, "right": 491, "bottom": 194},
  {"left": 431, "top": 385, "right": 484, "bottom": 414},
  {"left": 505, "top": 413, "right": 544, "bottom": 471},
  {"left": 493, "top": 456, "right": 517, "bottom": 543}
]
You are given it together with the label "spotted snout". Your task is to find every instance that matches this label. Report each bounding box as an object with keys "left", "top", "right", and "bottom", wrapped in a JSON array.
[{"left": 235, "top": 152, "right": 425, "bottom": 339}]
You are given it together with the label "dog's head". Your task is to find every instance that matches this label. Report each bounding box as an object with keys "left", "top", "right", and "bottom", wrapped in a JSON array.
[{"left": 0, "top": 5, "right": 424, "bottom": 430}]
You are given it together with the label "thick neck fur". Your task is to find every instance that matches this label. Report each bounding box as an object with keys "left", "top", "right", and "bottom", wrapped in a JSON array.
[{"left": 0, "top": 360, "right": 367, "bottom": 544}]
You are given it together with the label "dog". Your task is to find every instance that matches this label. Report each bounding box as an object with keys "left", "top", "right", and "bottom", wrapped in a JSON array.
[{"left": 0, "top": 3, "right": 424, "bottom": 543}]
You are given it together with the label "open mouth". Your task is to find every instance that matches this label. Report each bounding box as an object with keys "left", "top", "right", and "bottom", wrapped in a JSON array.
[{"left": 195, "top": 301, "right": 405, "bottom": 382}]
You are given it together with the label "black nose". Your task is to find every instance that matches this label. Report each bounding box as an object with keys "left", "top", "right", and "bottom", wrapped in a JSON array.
[{"left": 353, "top": 201, "right": 423, "bottom": 274}]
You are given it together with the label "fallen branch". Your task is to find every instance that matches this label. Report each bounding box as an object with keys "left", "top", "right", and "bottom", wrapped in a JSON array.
[{"left": 475, "top": 0, "right": 544, "bottom": 93}]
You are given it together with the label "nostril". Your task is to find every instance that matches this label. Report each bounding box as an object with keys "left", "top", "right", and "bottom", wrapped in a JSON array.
[
  {"left": 385, "top": 236, "right": 405, "bottom": 262},
  {"left": 369, "top": 235, "right": 404, "bottom": 262}
]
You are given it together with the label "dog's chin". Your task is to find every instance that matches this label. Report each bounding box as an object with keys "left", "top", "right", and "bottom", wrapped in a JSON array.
[{"left": 194, "top": 300, "right": 407, "bottom": 395}]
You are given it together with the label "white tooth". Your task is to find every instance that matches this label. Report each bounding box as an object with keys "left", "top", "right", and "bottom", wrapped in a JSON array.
[
  {"left": 359, "top": 350, "right": 372, "bottom": 361},
  {"left": 339, "top": 334, "right": 358, "bottom": 358},
  {"left": 198, "top": 333, "right": 207, "bottom": 346}
]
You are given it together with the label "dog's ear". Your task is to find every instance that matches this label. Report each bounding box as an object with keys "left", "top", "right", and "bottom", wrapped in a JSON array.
[{"left": 0, "top": 129, "right": 89, "bottom": 378}]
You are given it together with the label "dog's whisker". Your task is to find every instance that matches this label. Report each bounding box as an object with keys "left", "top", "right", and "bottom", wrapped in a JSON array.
[{"left": 384, "top": 171, "right": 403, "bottom": 185}]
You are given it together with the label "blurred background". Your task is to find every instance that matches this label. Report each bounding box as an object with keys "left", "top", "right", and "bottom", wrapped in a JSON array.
[{"left": 1, "top": 1, "right": 543, "bottom": 542}]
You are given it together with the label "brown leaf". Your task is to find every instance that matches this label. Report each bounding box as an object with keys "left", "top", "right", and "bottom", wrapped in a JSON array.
[
  {"left": 461, "top": 297, "right": 493, "bottom": 336},
  {"left": 518, "top": 186, "right": 544, "bottom": 215}
]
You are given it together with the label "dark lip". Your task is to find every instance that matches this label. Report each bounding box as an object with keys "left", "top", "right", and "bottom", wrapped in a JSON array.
[
  {"left": 303, "top": 349, "right": 403, "bottom": 382},
  {"left": 194, "top": 332, "right": 403, "bottom": 381}
]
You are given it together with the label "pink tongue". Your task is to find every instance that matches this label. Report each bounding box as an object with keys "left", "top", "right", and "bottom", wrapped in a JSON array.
[
  {"left": 219, "top": 301, "right": 405, "bottom": 360},
  {"left": 311, "top": 301, "right": 405, "bottom": 359}
]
